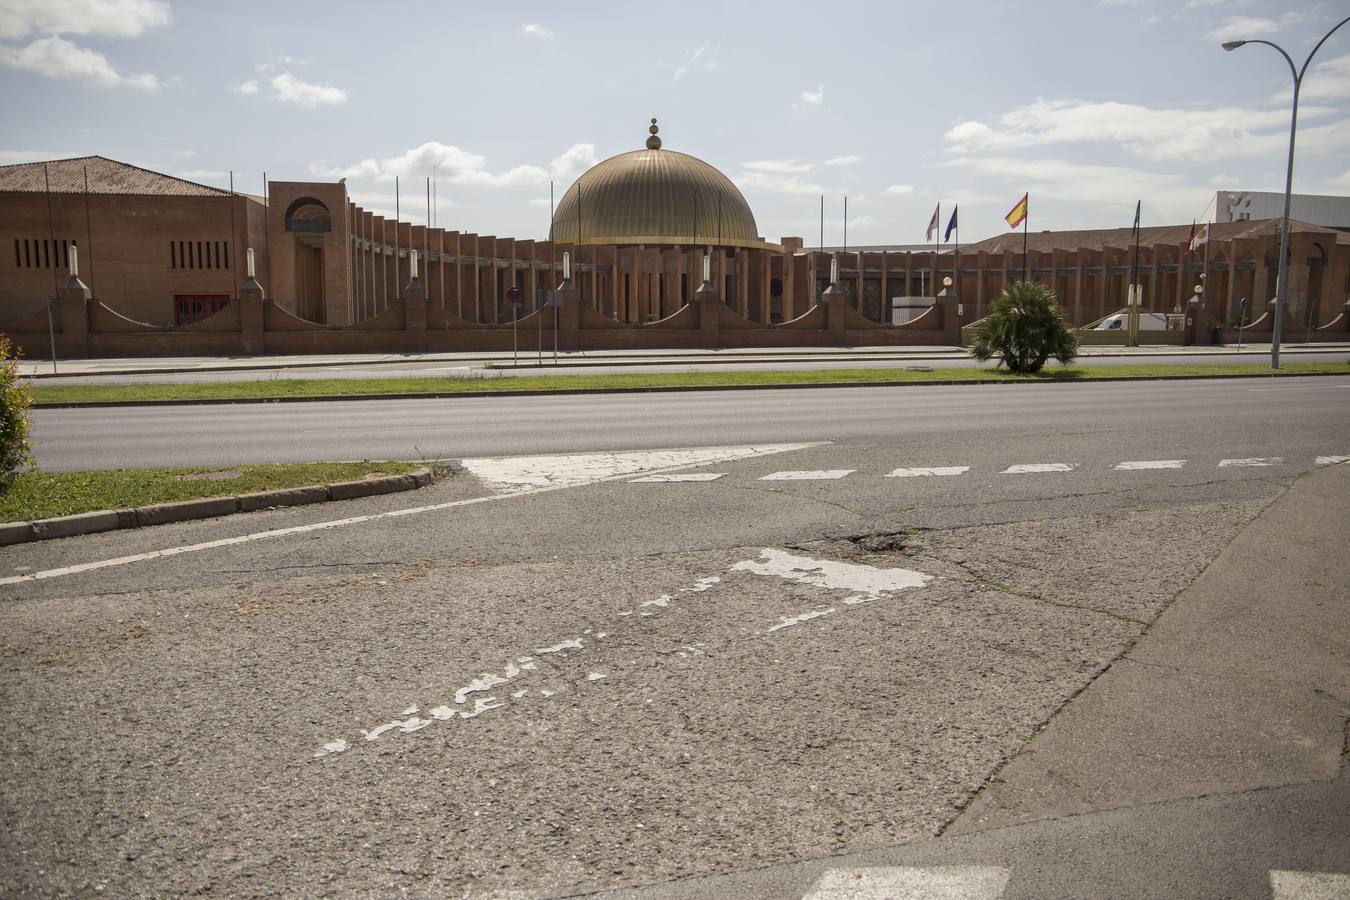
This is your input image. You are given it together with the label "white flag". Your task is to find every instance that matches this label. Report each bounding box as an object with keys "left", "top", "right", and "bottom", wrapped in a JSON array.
[
  {"left": 1189, "top": 223, "right": 1209, "bottom": 252},
  {"left": 926, "top": 204, "right": 940, "bottom": 241}
]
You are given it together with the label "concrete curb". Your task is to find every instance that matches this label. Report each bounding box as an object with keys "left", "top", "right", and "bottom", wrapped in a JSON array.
[
  {"left": 29, "top": 368, "right": 1350, "bottom": 409},
  {"left": 0, "top": 467, "right": 437, "bottom": 546}
]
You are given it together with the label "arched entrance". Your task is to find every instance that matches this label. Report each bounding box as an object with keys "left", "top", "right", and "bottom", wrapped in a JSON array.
[{"left": 285, "top": 197, "right": 331, "bottom": 321}]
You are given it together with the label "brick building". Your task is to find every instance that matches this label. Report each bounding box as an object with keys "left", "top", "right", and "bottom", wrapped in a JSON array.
[{"left": 2, "top": 123, "right": 1348, "bottom": 353}]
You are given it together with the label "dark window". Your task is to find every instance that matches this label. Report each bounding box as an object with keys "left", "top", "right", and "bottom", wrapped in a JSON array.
[
  {"left": 197, "top": 241, "right": 203, "bottom": 270},
  {"left": 171, "top": 241, "right": 176, "bottom": 269},
  {"left": 24, "top": 240, "right": 31, "bottom": 268},
  {"left": 223, "top": 241, "right": 230, "bottom": 269},
  {"left": 13, "top": 239, "right": 18, "bottom": 268},
  {"left": 43, "top": 239, "right": 50, "bottom": 268},
  {"left": 173, "top": 293, "right": 230, "bottom": 326}
]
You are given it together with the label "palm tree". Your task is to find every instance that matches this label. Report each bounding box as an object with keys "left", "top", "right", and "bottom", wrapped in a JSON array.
[{"left": 969, "top": 281, "right": 1078, "bottom": 373}]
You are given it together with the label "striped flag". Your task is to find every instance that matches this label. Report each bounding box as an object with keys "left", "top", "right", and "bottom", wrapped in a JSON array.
[
  {"left": 1005, "top": 193, "right": 1028, "bottom": 229},
  {"left": 1189, "top": 222, "right": 1209, "bottom": 252},
  {"left": 926, "top": 203, "right": 940, "bottom": 241}
]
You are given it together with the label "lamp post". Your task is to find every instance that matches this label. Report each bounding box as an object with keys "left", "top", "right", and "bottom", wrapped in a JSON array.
[{"left": 1222, "top": 15, "right": 1350, "bottom": 369}]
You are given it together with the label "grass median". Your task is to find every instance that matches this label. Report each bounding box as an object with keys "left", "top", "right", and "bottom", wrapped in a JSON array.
[
  {"left": 29, "top": 360, "right": 1348, "bottom": 406},
  {"left": 1, "top": 460, "right": 419, "bottom": 522}
]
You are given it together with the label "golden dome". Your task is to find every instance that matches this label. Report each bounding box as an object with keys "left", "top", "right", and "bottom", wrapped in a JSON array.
[{"left": 551, "top": 120, "right": 770, "bottom": 250}]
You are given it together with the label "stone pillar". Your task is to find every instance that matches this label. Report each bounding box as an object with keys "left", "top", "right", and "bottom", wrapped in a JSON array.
[
  {"left": 404, "top": 274, "right": 427, "bottom": 352},
  {"left": 239, "top": 276, "right": 265, "bottom": 355},
  {"left": 56, "top": 274, "right": 91, "bottom": 358}
]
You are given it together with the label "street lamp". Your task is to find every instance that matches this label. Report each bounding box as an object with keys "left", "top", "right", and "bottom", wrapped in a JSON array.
[{"left": 1222, "top": 15, "right": 1350, "bottom": 369}]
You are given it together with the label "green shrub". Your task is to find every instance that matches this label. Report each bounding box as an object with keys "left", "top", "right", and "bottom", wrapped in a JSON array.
[
  {"left": 968, "top": 281, "right": 1079, "bottom": 373},
  {"left": 0, "top": 335, "right": 34, "bottom": 489}
]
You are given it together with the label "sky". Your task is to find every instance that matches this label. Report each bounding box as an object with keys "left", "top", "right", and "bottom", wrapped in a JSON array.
[{"left": 1, "top": 0, "right": 1348, "bottom": 246}]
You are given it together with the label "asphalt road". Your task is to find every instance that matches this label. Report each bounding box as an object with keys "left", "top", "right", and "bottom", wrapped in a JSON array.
[
  {"left": 5, "top": 377, "right": 1348, "bottom": 897},
  {"left": 31, "top": 375, "right": 1350, "bottom": 471}
]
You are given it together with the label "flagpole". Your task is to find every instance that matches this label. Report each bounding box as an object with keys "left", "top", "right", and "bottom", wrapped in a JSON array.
[
  {"left": 228, "top": 170, "right": 238, "bottom": 300},
  {"left": 82, "top": 164, "right": 95, "bottom": 299},
  {"left": 935, "top": 202, "right": 940, "bottom": 295},
  {"left": 1022, "top": 196, "right": 1028, "bottom": 280}
]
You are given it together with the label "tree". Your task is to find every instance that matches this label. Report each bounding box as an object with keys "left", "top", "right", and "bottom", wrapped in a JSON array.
[
  {"left": 0, "top": 335, "right": 34, "bottom": 490},
  {"left": 968, "top": 281, "right": 1079, "bottom": 373}
]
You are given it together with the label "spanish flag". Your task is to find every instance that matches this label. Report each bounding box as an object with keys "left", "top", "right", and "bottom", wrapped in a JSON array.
[{"left": 1005, "top": 193, "right": 1029, "bottom": 229}]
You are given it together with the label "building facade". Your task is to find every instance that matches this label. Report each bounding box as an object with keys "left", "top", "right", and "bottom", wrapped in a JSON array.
[{"left": 3, "top": 129, "right": 1349, "bottom": 355}]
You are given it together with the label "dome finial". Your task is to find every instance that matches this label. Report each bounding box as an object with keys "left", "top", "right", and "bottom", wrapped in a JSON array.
[{"left": 646, "top": 117, "right": 661, "bottom": 150}]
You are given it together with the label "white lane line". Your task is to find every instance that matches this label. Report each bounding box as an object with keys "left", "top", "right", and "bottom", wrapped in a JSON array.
[
  {"left": 886, "top": 466, "right": 970, "bottom": 477},
  {"left": 803, "top": 865, "right": 1012, "bottom": 900},
  {"left": 628, "top": 472, "right": 726, "bottom": 482},
  {"left": 733, "top": 548, "right": 931, "bottom": 607},
  {"left": 1114, "top": 460, "right": 1187, "bottom": 470},
  {"left": 1219, "top": 457, "right": 1284, "bottom": 467},
  {"left": 760, "top": 469, "right": 856, "bottom": 481},
  {"left": 0, "top": 444, "right": 826, "bottom": 587},
  {"left": 1270, "top": 870, "right": 1350, "bottom": 899},
  {"left": 1001, "top": 463, "right": 1077, "bottom": 474},
  {"left": 1315, "top": 455, "right": 1349, "bottom": 466}
]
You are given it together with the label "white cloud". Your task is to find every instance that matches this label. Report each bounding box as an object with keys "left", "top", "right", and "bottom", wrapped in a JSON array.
[
  {"left": 528, "top": 197, "right": 552, "bottom": 208},
  {"left": 0, "top": 35, "right": 158, "bottom": 88},
  {"left": 1275, "top": 52, "right": 1350, "bottom": 102},
  {"left": 0, "top": 0, "right": 171, "bottom": 40},
  {"left": 310, "top": 158, "right": 381, "bottom": 180},
  {"left": 884, "top": 184, "right": 915, "bottom": 196},
  {"left": 311, "top": 141, "right": 598, "bottom": 190},
  {"left": 269, "top": 71, "right": 347, "bottom": 107},
  {"left": 743, "top": 159, "right": 815, "bottom": 174},
  {"left": 942, "top": 155, "right": 1211, "bottom": 220},
  {"left": 1206, "top": 16, "right": 1278, "bottom": 42},
  {"left": 522, "top": 23, "right": 552, "bottom": 38},
  {"left": 800, "top": 84, "right": 824, "bottom": 106},
  {"left": 548, "top": 143, "right": 598, "bottom": 181},
  {"left": 674, "top": 40, "right": 717, "bottom": 81},
  {"left": 734, "top": 171, "right": 826, "bottom": 195},
  {"left": 179, "top": 169, "right": 226, "bottom": 180},
  {"left": 174, "top": 149, "right": 196, "bottom": 158},
  {"left": 943, "top": 97, "right": 1343, "bottom": 162},
  {"left": 0, "top": 148, "right": 86, "bottom": 163},
  {"left": 1327, "top": 169, "right": 1350, "bottom": 191},
  {"left": 824, "top": 154, "right": 861, "bottom": 167},
  {"left": 236, "top": 79, "right": 258, "bottom": 95}
]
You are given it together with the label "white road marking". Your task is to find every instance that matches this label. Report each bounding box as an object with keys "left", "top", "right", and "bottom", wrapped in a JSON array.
[
  {"left": 760, "top": 469, "right": 856, "bottom": 480},
  {"left": 1219, "top": 457, "right": 1284, "bottom": 467},
  {"left": 1, "top": 445, "right": 821, "bottom": 587},
  {"left": 1002, "top": 463, "right": 1077, "bottom": 474},
  {"left": 1315, "top": 455, "right": 1349, "bottom": 466},
  {"left": 767, "top": 608, "right": 836, "bottom": 632},
  {"left": 1270, "top": 869, "right": 1350, "bottom": 899},
  {"left": 628, "top": 472, "right": 726, "bottom": 482},
  {"left": 886, "top": 466, "right": 970, "bottom": 477},
  {"left": 462, "top": 443, "right": 823, "bottom": 493},
  {"left": 803, "top": 865, "right": 1012, "bottom": 900},
  {"left": 1115, "top": 460, "right": 1187, "bottom": 470},
  {"left": 733, "top": 548, "right": 931, "bottom": 607},
  {"left": 318, "top": 574, "right": 723, "bottom": 758}
]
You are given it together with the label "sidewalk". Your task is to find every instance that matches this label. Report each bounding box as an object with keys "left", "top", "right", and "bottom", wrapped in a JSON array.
[
  {"left": 18, "top": 342, "right": 1346, "bottom": 379},
  {"left": 608, "top": 461, "right": 1350, "bottom": 898}
]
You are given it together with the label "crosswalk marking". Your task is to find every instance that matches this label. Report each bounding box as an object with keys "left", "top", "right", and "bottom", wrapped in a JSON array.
[
  {"left": 1115, "top": 460, "right": 1187, "bottom": 470},
  {"left": 1001, "top": 463, "right": 1077, "bottom": 474},
  {"left": 803, "top": 865, "right": 1012, "bottom": 900},
  {"left": 886, "top": 466, "right": 971, "bottom": 478},
  {"left": 761, "top": 470, "right": 856, "bottom": 481},
  {"left": 1219, "top": 457, "right": 1284, "bottom": 467},
  {"left": 628, "top": 472, "right": 726, "bottom": 482}
]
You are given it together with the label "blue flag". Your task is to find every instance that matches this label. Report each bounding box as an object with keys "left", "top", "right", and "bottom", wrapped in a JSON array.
[{"left": 943, "top": 205, "right": 958, "bottom": 242}]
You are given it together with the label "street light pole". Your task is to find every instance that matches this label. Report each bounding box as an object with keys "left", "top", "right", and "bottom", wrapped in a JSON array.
[{"left": 1222, "top": 15, "right": 1349, "bottom": 370}]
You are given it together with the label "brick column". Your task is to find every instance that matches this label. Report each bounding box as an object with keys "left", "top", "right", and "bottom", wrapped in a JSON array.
[
  {"left": 556, "top": 277, "right": 581, "bottom": 350},
  {"left": 937, "top": 288, "right": 962, "bottom": 345},
  {"left": 404, "top": 272, "right": 427, "bottom": 353},
  {"left": 239, "top": 276, "right": 264, "bottom": 355},
  {"left": 56, "top": 274, "right": 91, "bottom": 358},
  {"left": 695, "top": 274, "right": 720, "bottom": 348},
  {"left": 820, "top": 257, "right": 846, "bottom": 343}
]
